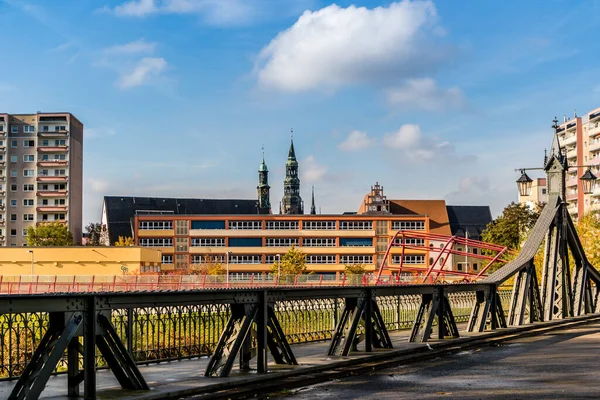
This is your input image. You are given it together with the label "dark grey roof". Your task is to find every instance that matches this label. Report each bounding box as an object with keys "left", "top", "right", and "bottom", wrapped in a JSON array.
[
  {"left": 446, "top": 205, "right": 492, "bottom": 241},
  {"left": 104, "top": 196, "right": 259, "bottom": 244}
]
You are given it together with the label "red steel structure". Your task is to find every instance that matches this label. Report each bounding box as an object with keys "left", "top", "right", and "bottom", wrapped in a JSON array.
[{"left": 376, "top": 230, "right": 508, "bottom": 283}]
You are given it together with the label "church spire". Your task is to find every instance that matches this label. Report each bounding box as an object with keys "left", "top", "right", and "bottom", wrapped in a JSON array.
[
  {"left": 257, "top": 146, "right": 271, "bottom": 214},
  {"left": 310, "top": 186, "right": 316, "bottom": 215},
  {"left": 281, "top": 132, "right": 303, "bottom": 214}
]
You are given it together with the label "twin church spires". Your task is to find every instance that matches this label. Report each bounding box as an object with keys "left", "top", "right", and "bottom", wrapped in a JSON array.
[{"left": 256, "top": 135, "right": 316, "bottom": 215}]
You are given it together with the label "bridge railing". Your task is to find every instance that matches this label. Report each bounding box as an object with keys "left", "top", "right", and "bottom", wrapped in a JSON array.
[
  {"left": 0, "top": 273, "right": 476, "bottom": 294},
  {"left": 0, "top": 288, "right": 512, "bottom": 380}
]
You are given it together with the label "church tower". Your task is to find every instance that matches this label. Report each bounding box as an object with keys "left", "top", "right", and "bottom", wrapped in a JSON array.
[
  {"left": 310, "top": 186, "right": 316, "bottom": 215},
  {"left": 257, "top": 151, "right": 271, "bottom": 214},
  {"left": 281, "top": 136, "right": 303, "bottom": 214}
]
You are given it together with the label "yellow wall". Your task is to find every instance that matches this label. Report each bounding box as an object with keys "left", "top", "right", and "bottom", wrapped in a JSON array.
[{"left": 0, "top": 247, "right": 162, "bottom": 276}]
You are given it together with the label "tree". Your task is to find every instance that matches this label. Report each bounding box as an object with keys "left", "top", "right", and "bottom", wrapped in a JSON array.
[
  {"left": 575, "top": 211, "right": 600, "bottom": 269},
  {"left": 195, "top": 251, "right": 225, "bottom": 275},
  {"left": 270, "top": 245, "right": 307, "bottom": 275},
  {"left": 481, "top": 202, "right": 540, "bottom": 250},
  {"left": 344, "top": 264, "right": 366, "bottom": 275},
  {"left": 85, "top": 222, "right": 102, "bottom": 246},
  {"left": 114, "top": 236, "right": 134, "bottom": 246},
  {"left": 27, "top": 222, "right": 73, "bottom": 246}
]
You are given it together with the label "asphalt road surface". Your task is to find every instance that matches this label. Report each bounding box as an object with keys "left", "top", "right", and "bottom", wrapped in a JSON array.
[{"left": 283, "top": 322, "right": 600, "bottom": 400}]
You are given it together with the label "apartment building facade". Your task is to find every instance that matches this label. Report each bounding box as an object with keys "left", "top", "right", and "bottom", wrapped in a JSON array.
[
  {"left": 0, "top": 112, "right": 83, "bottom": 246},
  {"left": 133, "top": 213, "right": 433, "bottom": 276},
  {"left": 534, "top": 107, "right": 600, "bottom": 218}
]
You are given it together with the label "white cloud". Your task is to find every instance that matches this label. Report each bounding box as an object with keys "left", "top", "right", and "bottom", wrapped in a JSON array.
[
  {"left": 338, "top": 130, "right": 376, "bottom": 152},
  {"left": 386, "top": 78, "right": 466, "bottom": 111},
  {"left": 116, "top": 57, "right": 168, "bottom": 89},
  {"left": 256, "top": 1, "right": 447, "bottom": 92},
  {"left": 383, "top": 124, "right": 474, "bottom": 163},
  {"left": 88, "top": 178, "right": 109, "bottom": 193},
  {"left": 111, "top": 0, "right": 256, "bottom": 25},
  {"left": 302, "top": 155, "right": 328, "bottom": 183},
  {"left": 104, "top": 39, "right": 156, "bottom": 55}
]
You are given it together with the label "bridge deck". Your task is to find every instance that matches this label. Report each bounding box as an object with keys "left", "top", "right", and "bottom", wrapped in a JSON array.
[{"left": 0, "top": 329, "right": 430, "bottom": 400}]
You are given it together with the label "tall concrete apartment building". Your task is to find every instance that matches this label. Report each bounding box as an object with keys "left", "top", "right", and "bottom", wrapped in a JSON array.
[
  {"left": 0, "top": 112, "right": 83, "bottom": 246},
  {"left": 518, "top": 107, "right": 600, "bottom": 218}
]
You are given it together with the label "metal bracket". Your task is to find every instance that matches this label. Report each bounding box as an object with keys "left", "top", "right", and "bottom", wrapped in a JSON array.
[{"left": 410, "top": 289, "right": 459, "bottom": 342}]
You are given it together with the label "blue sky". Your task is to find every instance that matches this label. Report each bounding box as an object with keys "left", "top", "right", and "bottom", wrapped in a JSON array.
[{"left": 1, "top": 0, "right": 600, "bottom": 225}]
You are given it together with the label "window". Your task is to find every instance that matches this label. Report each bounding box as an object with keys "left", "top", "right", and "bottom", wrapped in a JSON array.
[
  {"left": 265, "top": 220, "right": 299, "bottom": 230},
  {"left": 23, "top": 126, "right": 35, "bottom": 133},
  {"left": 191, "top": 238, "right": 225, "bottom": 247},
  {"left": 10, "top": 140, "right": 17, "bottom": 148},
  {"left": 23, "top": 199, "right": 34, "bottom": 207},
  {"left": 175, "top": 237, "right": 188, "bottom": 252},
  {"left": 162, "top": 255, "right": 173, "bottom": 264},
  {"left": 175, "top": 220, "right": 188, "bottom": 235},
  {"left": 42, "top": 199, "right": 48, "bottom": 206},
  {"left": 391, "top": 255, "right": 425, "bottom": 264},
  {"left": 22, "top": 229, "right": 28, "bottom": 236},
  {"left": 190, "top": 220, "right": 225, "bottom": 230},
  {"left": 10, "top": 200, "right": 16, "bottom": 207},
  {"left": 55, "top": 213, "right": 65, "bottom": 220},
  {"left": 23, "top": 214, "right": 34, "bottom": 221},
  {"left": 54, "top": 184, "right": 66, "bottom": 190},
  {"left": 340, "top": 255, "right": 373, "bottom": 264},
  {"left": 11, "top": 126, "right": 18, "bottom": 134},
  {"left": 54, "top": 169, "right": 65, "bottom": 176},
  {"left": 10, "top": 156, "right": 17, "bottom": 163},
  {"left": 10, "top": 214, "right": 16, "bottom": 221},
  {"left": 228, "top": 220, "right": 262, "bottom": 230},
  {"left": 43, "top": 125, "right": 49, "bottom": 132},
  {"left": 40, "top": 170, "right": 48, "bottom": 176},
  {"left": 393, "top": 237, "right": 425, "bottom": 246},
  {"left": 303, "top": 238, "right": 336, "bottom": 247},
  {"left": 42, "top": 140, "right": 49, "bottom": 146},
  {"left": 23, "top": 155, "right": 34, "bottom": 162},
  {"left": 139, "top": 238, "right": 173, "bottom": 247},
  {"left": 306, "top": 255, "right": 336, "bottom": 264},
  {"left": 56, "top": 126, "right": 66, "bottom": 131},
  {"left": 23, "top": 170, "right": 34, "bottom": 177},
  {"left": 23, "top": 140, "right": 35, "bottom": 147},
  {"left": 229, "top": 237, "right": 263, "bottom": 247},
  {"left": 392, "top": 221, "right": 425, "bottom": 231},
  {"left": 54, "top": 140, "right": 66, "bottom": 146},
  {"left": 340, "top": 221, "right": 373, "bottom": 230},
  {"left": 54, "top": 199, "right": 66, "bottom": 206},
  {"left": 265, "top": 237, "right": 298, "bottom": 247},
  {"left": 340, "top": 238, "right": 372, "bottom": 247},
  {"left": 192, "top": 254, "right": 226, "bottom": 264},
  {"left": 138, "top": 220, "right": 173, "bottom": 230},
  {"left": 23, "top": 184, "right": 34, "bottom": 191},
  {"left": 10, "top": 229, "right": 16, "bottom": 236},
  {"left": 302, "top": 220, "right": 336, "bottom": 230},
  {"left": 41, "top": 214, "right": 48, "bottom": 221},
  {"left": 229, "top": 255, "right": 261, "bottom": 264},
  {"left": 10, "top": 184, "right": 17, "bottom": 192},
  {"left": 542, "top": 189, "right": 547, "bottom": 194}
]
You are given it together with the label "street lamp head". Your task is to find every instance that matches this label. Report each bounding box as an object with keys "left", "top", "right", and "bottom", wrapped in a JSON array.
[
  {"left": 580, "top": 168, "right": 597, "bottom": 195},
  {"left": 516, "top": 170, "right": 533, "bottom": 197}
]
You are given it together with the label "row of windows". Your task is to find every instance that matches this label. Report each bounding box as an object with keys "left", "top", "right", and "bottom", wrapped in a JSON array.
[
  {"left": 182, "top": 219, "right": 425, "bottom": 231},
  {"left": 265, "top": 238, "right": 298, "bottom": 247},
  {"left": 392, "top": 221, "right": 425, "bottom": 230},
  {"left": 0, "top": 154, "right": 67, "bottom": 163},
  {"left": 392, "top": 238, "right": 425, "bottom": 246},
  {"left": 391, "top": 255, "right": 425, "bottom": 264},
  {"left": 302, "top": 220, "right": 336, "bottom": 230},
  {"left": 3, "top": 228, "right": 29, "bottom": 237},
  {"left": 0, "top": 199, "right": 63, "bottom": 207},
  {"left": 303, "top": 238, "right": 336, "bottom": 247},
  {"left": 138, "top": 221, "right": 173, "bottom": 230},
  {"left": 4, "top": 125, "right": 66, "bottom": 134},
  {"left": 139, "top": 238, "right": 173, "bottom": 247},
  {"left": 161, "top": 254, "right": 377, "bottom": 265},
  {"left": 5, "top": 139, "right": 67, "bottom": 147},
  {"left": 1, "top": 169, "right": 67, "bottom": 178},
  {"left": 191, "top": 238, "right": 225, "bottom": 246}
]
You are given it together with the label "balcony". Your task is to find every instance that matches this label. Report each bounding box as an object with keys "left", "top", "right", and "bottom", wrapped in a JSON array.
[
  {"left": 37, "top": 160, "right": 68, "bottom": 168},
  {"left": 36, "top": 206, "right": 67, "bottom": 212},
  {"left": 589, "top": 124, "right": 600, "bottom": 137},
  {"left": 36, "top": 176, "right": 68, "bottom": 183},
  {"left": 566, "top": 149, "right": 577, "bottom": 159},
  {"left": 37, "top": 146, "right": 68, "bottom": 153},
  {"left": 567, "top": 192, "right": 578, "bottom": 201},
  {"left": 566, "top": 178, "right": 578, "bottom": 187},
  {"left": 38, "top": 130, "right": 68, "bottom": 138},
  {"left": 563, "top": 134, "right": 577, "bottom": 146},
  {"left": 589, "top": 141, "right": 600, "bottom": 151},
  {"left": 0, "top": 190, "right": 5, "bottom": 196},
  {"left": 37, "top": 190, "right": 68, "bottom": 197},
  {"left": 0, "top": 146, "right": 5, "bottom": 152},
  {"left": 37, "top": 219, "right": 67, "bottom": 226}
]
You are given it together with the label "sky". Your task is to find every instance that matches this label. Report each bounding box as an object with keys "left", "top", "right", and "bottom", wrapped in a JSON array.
[{"left": 1, "top": 0, "right": 600, "bottom": 226}]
